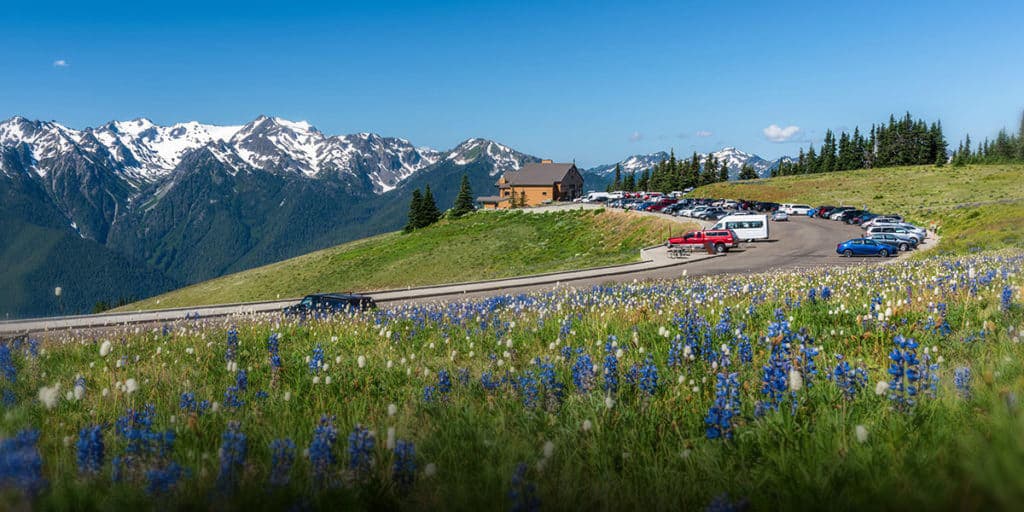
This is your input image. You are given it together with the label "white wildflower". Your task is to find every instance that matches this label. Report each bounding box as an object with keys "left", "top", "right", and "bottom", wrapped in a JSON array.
[
  {"left": 38, "top": 383, "right": 60, "bottom": 409},
  {"left": 125, "top": 378, "right": 139, "bottom": 394},
  {"left": 386, "top": 426, "right": 396, "bottom": 450},
  {"left": 855, "top": 425, "right": 869, "bottom": 443},
  {"left": 99, "top": 340, "right": 112, "bottom": 357},
  {"left": 788, "top": 369, "right": 803, "bottom": 391},
  {"left": 874, "top": 381, "right": 890, "bottom": 396},
  {"left": 542, "top": 441, "right": 555, "bottom": 459},
  {"left": 424, "top": 463, "right": 437, "bottom": 477},
  {"left": 388, "top": 403, "right": 398, "bottom": 417},
  {"left": 581, "top": 419, "right": 592, "bottom": 432},
  {"left": 604, "top": 396, "right": 615, "bottom": 409},
  {"left": 283, "top": 391, "right": 291, "bottom": 401},
  {"left": 357, "top": 355, "right": 366, "bottom": 368}
]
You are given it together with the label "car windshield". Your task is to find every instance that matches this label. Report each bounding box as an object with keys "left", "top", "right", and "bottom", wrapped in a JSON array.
[{"left": 301, "top": 297, "right": 314, "bottom": 307}]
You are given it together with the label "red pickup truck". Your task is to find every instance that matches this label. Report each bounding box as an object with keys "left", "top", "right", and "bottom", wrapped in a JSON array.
[{"left": 667, "top": 229, "right": 738, "bottom": 253}]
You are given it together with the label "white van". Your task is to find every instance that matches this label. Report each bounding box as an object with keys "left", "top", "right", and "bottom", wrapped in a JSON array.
[
  {"left": 780, "top": 203, "right": 813, "bottom": 215},
  {"left": 712, "top": 214, "right": 770, "bottom": 241}
]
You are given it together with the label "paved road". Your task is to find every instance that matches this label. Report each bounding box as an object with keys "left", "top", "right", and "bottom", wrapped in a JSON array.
[{"left": 0, "top": 215, "right": 924, "bottom": 336}]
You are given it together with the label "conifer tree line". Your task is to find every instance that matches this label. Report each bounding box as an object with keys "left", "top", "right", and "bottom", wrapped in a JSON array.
[
  {"left": 950, "top": 111, "right": 1024, "bottom": 166},
  {"left": 405, "top": 185, "right": 440, "bottom": 231},
  {"left": 773, "top": 112, "right": 948, "bottom": 177},
  {"left": 606, "top": 150, "right": 737, "bottom": 193},
  {"left": 406, "top": 174, "right": 476, "bottom": 232}
]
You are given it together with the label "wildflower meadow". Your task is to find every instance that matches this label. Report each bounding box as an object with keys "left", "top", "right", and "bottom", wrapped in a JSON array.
[{"left": 2, "top": 250, "right": 1024, "bottom": 510}]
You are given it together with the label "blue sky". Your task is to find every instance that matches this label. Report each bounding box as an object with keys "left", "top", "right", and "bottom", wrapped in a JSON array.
[{"left": 2, "top": 0, "right": 1022, "bottom": 166}]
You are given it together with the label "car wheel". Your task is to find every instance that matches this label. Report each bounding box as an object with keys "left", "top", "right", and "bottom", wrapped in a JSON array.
[
  {"left": 879, "top": 249, "right": 889, "bottom": 257},
  {"left": 900, "top": 243, "right": 909, "bottom": 251},
  {"left": 714, "top": 243, "right": 726, "bottom": 254},
  {"left": 843, "top": 249, "right": 853, "bottom": 257}
]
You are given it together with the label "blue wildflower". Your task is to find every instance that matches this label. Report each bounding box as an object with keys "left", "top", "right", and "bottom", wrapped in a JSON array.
[
  {"left": 225, "top": 326, "right": 239, "bottom": 362},
  {"left": 392, "top": 439, "right": 417, "bottom": 492},
  {"left": 268, "top": 438, "right": 296, "bottom": 486},
  {"left": 308, "top": 344, "right": 324, "bottom": 374},
  {"left": 638, "top": 356, "right": 658, "bottom": 395},
  {"left": 954, "top": 367, "right": 972, "bottom": 399},
  {"left": 347, "top": 424, "right": 375, "bottom": 478},
  {"left": 705, "top": 372, "right": 741, "bottom": 440},
  {"left": 0, "top": 429, "right": 46, "bottom": 496},
  {"left": 235, "top": 370, "right": 248, "bottom": 392},
  {"left": 76, "top": 425, "right": 104, "bottom": 475},
  {"left": 145, "top": 461, "right": 186, "bottom": 495},
  {"left": 224, "top": 386, "right": 244, "bottom": 409},
  {"left": 571, "top": 352, "right": 595, "bottom": 393},
  {"left": 217, "top": 421, "right": 247, "bottom": 493},
  {"left": 603, "top": 341, "right": 619, "bottom": 394},
  {"left": 508, "top": 462, "right": 541, "bottom": 512},
  {"left": 1003, "top": 285, "right": 1014, "bottom": 311},
  {"left": 0, "top": 344, "right": 15, "bottom": 383},
  {"left": 829, "top": 355, "right": 868, "bottom": 400},
  {"left": 309, "top": 415, "right": 337, "bottom": 488}
]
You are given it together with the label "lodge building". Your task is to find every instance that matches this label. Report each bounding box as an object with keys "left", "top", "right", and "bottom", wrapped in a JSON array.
[{"left": 477, "top": 160, "right": 584, "bottom": 209}]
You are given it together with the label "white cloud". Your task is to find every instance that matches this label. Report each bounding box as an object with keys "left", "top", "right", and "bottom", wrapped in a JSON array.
[
  {"left": 628, "top": 131, "right": 643, "bottom": 142},
  {"left": 763, "top": 124, "right": 801, "bottom": 142},
  {"left": 53, "top": 59, "right": 69, "bottom": 68},
  {"left": 695, "top": 130, "right": 713, "bottom": 138}
]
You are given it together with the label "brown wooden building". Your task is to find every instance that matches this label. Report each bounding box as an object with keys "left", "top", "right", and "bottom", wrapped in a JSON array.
[{"left": 479, "top": 160, "right": 584, "bottom": 209}]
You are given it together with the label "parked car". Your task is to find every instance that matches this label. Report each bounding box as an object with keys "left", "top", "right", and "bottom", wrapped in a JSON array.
[
  {"left": 814, "top": 205, "right": 836, "bottom": 218},
  {"left": 837, "top": 209, "right": 868, "bottom": 223},
  {"left": 283, "top": 293, "right": 377, "bottom": 316},
  {"left": 667, "top": 229, "right": 738, "bottom": 253},
  {"left": 696, "top": 207, "right": 727, "bottom": 220},
  {"left": 866, "top": 225, "right": 925, "bottom": 243},
  {"left": 780, "top": 203, "right": 814, "bottom": 215},
  {"left": 828, "top": 207, "right": 856, "bottom": 220},
  {"left": 647, "top": 198, "right": 678, "bottom": 212},
  {"left": 866, "top": 232, "right": 918, "bottom": 251},
  {"left": 836, "top": 238, "right": 899, "bottom": 258},
  {"left": 771, "top": 210, "right": 789, "bottom": 221}
]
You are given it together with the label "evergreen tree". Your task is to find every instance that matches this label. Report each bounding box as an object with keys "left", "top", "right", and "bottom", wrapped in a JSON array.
[
  {"left": 422, "top": 185, "right": 441, "bottom": 225},
  {"left": 624, "top": 172, "right": 636, "bottom": 191},
  {"left": 612, "top": 163, "right": 622, "bottom": 191},
  {"left": 805, "top": 145, "right": 818, "bottom": 174},
  {"left": 1018, "top": 111, "right": 1024, "bottom": 160},
  {"left": 451, "top": 174, "right": 475, "bottom": 218},
  {"left": 638, "top": 169, "right": 650, "bottom": 191},
  {"left": 738, "top": 164, "right": 758, "bottom": 180},
  {"left": 717, "top": 160, "right": 729, "bottom": 182},
  {"left": 405, "top": 189, "right": 424, "bottom": 232}
]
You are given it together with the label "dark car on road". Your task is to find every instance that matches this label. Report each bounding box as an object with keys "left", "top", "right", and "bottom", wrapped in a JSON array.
[
  {"left": 283, "top": 293, "right": 377, "bottom": 316},
  {"left": 836, "top": 238, "right": 899, "bottom": 258}
]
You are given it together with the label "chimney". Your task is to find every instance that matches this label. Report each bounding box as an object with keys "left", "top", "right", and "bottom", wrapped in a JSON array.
[{"left": 541, "top": 159, "right": 553, "bottom": 164}]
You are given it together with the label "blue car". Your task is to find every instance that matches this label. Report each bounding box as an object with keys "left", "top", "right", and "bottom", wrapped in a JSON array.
[{"left": 836, "top": 238, "right": 899, "bottom": 257}]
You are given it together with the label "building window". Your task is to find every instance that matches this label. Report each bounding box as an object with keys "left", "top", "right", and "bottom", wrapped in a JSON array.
[{"left": 542, "top": 192, "right": 547, "bottom": 196}]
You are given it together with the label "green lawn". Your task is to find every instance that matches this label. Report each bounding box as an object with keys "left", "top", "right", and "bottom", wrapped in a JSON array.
[
  {"left": 696, "top": 163, "right": 1024, "bottom": 253},
  {"left": 119, "top": 208, "right": 694, "bottom": 311}
]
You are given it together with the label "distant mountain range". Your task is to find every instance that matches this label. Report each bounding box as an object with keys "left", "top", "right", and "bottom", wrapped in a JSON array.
[
  {"left": 0, "top": 115, "right": 789, "bottom": 317},
  {"left": 585, "top": 148, "right": 792, "bottom": 182}
]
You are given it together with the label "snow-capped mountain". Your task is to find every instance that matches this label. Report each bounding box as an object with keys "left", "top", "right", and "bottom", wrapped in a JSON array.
[
  {"left": 586, "top": 152, "right": 670, "bottom": 177},
  {"left": 0, "top": 115, "right": 534, "bottom": 195},
  {"left": 587, "top": 147, "right": 789, "bottom": 180}
]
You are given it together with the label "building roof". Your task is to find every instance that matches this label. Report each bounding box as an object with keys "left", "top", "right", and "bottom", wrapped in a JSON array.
[
  {"left": 476, "top": 195, "right": 510, "bottom": 204},
  {"left": 503, "top": 162, "right": 577, "bottom": 186}
]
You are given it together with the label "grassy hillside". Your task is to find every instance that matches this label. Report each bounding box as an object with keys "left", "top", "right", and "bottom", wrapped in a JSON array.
[
  {"left": 121, "top": 208, "right": 693, "bottom": 310},
  {"left": 696, "top": 163, "right": 1024, "bottom": 253}
]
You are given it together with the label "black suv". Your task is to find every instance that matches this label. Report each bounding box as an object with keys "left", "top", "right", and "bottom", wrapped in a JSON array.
[{"left": 283, "top": 293, "right": 376, "bottom": 316}]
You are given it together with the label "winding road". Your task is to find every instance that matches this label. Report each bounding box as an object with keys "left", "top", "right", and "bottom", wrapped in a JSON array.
[{"left": 0, "top": 215, "right": 923, "bottom": 336}]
